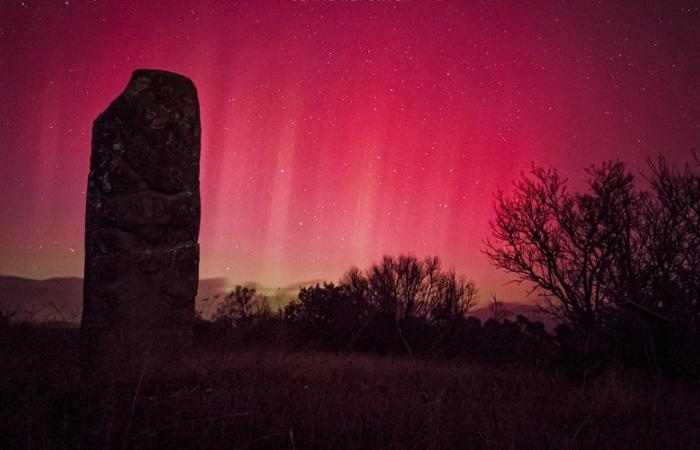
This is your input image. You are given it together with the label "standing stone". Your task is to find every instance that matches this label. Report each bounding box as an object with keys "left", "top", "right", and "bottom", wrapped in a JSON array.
[{"left": 81, "top": 69, "right": 200, "bottom": 379}]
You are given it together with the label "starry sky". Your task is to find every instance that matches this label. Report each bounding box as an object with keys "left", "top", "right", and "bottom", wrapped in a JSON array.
[{"left": 1, "top": 1, "right": 699, "bottom": 299}]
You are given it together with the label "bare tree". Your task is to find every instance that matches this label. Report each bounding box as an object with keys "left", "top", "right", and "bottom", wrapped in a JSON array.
[
  {"left": 486, "top": 153, "right": 700, "bottom": 335},
  {"left": 361, "top": 255, "right": 477, "bottom": 322},
  {"left": 214, "top": 285, "right": 269, "bottom": 328},
  {"left": 637, "top": 155, "right": 700, "bottom": 319},
  {"left": 364, "top": 255, "right": 442, "bottom": 319},
  {"left": 485, "top": 162, "right": 637, "bottom": 336},
  {"left": 429, "top": 270, "right": 478, "bottom": 326}
]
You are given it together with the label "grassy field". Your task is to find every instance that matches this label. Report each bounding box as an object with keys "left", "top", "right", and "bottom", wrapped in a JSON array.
[{"left": 1, "top": 325, "right": 699, "bottom": 449}]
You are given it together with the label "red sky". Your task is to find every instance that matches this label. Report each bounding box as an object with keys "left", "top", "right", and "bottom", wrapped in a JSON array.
[{"left": 1, "top": 1, "right": 699, "bottom": 300}]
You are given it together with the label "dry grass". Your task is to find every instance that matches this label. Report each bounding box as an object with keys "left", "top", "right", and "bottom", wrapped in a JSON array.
[{"left": 1, "top": 325, "right": 699, "bottom": 449}]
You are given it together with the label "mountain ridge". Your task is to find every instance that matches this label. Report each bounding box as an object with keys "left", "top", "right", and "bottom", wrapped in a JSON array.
[
  {"left": 1, "top": 275, "right": 553, "bottom": 327},
  {"left": 0, "top": 275, "right": 321, "bottom": 323}
]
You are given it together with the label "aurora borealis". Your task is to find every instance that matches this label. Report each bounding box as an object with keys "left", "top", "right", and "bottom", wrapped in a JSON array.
[{"left": 1, "top": 1, "right": 699, "bottom": 299}]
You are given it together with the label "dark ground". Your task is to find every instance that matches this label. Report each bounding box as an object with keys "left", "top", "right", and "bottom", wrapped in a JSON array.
[{"left": 1, "top": 324, "right": 699, "bottom": 449}]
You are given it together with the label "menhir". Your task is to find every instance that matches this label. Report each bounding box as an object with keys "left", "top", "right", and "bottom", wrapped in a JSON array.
[{"left": 81, "top": 69, "right": 200, "bottom": 379}]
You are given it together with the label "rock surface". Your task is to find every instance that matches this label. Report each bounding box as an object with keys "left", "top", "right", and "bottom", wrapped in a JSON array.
[{"left": 81, "top": 69, "right": 200, "bottom": 378}]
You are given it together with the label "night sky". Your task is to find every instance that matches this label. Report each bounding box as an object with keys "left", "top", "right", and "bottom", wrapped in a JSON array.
[{"left": 1, "top": 1, "right": 699, "bottom": 299}]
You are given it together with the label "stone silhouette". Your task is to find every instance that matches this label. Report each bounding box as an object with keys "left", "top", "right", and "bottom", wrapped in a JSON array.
[{"left": 81, "top": 69, "right": 201, "bottom": 378}]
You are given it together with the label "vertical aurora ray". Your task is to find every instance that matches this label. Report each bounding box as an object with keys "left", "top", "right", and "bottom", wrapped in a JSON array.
[{"left": 0, "top": 1, "right": 698, "bottom": 299}]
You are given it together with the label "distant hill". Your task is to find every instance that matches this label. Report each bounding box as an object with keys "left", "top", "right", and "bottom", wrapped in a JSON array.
[
  {"left": 1, "top": 275, "right": 562, "bottom": 330},
  {"left": 0, "top": 275, "right": 83, "bottom": 323},
  {"left": 0, "top": 275, "right": 320, "bottom": 324}
]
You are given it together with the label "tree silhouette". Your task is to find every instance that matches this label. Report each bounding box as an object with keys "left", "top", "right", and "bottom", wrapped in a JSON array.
[
  {"left": 361, "top": 255, "right": 476, "bottom": 324},
  {"left": 284, "top": 282, "right": 367, "bottom": 350},
  {"left": 486, "top": 152, "right": 700, "bottom": 373},
  {"left": 213, "top": 285, "right": 269, "bottom": 329},
  {"left": 485, "top": 161, "right": 635, "bottom": 336},
  {"left": 638, "top": 156, "right": 700, "bottom": 319},
  {"left": 284, "top": 255, "right": 478, "bottom": 355}
]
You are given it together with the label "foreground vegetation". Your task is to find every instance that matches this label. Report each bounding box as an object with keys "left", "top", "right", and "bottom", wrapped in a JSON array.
[
  {"left": 201, "top": 153, "right": 700, "bottom": 379},
  {"left": 2, "top": 325, "right": 700, "bottom": 449},
  {"left": 2, "top": 153, "right": 697, "bottom": 448}
]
